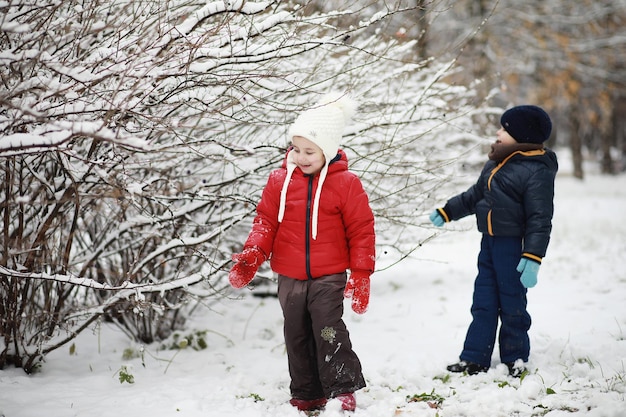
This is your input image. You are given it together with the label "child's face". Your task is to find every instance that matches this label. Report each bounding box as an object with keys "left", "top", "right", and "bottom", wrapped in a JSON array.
[
  {"left": 496, "top": 127, "right": 517, "bottom": 145},
  {"left": 291, "top": 136, "right": 326, "bottom": 175}
]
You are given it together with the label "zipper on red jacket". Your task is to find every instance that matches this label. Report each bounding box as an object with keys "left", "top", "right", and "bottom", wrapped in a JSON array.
[{"left": 305, "top": 175, "right": 314, "bottom": 280}]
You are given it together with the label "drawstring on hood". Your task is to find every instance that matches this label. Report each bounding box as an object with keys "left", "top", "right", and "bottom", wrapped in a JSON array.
[
  {"left": 277, "top": 150, "right": 298, "bottom": 223},
  {"left": 278, "top": 92, "right": 357, "bottom": 239}
]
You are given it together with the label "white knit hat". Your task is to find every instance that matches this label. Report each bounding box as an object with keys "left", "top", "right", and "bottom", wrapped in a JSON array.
[{"left": 278, "top": 92, "right": 357, "bottom": 240}]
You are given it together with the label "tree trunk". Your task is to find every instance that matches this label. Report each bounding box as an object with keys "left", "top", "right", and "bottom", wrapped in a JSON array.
[
  {"left": 415, "top": 0, "right": 429, "bottom": 58},
  {"left": 571, "top": 112, "right": 584, "bottom": 179},
  {"left": 467, "top": 0, "right": 491, "bottom": 102},
  {"left": 600, "top": 129, "right": 614, "bottom": 174},
  {"left": 613, "top": 96, "right": 626, "bottom": 172}
]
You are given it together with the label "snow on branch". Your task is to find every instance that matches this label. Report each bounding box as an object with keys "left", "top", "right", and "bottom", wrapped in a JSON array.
[
  {"left": 175, "top": 0, "right": 274, "bottom": 35},
  {"left": 0, "top": 265, "right": 206, "bottom": 302},
  {"left": 73, "top": 199, "right": 241, "bottom": 275},
  {"left": 0, "top": 131, "right": 72, "bottom": 155},
  {"left": 159, "top": 0, "right": 275, "bottom": 55},
  {"left": 129, "top": 214, "right": 250, "bottom": 275},
  {"left": 0, "top": 121, "right": 150, "bottom": 156}
]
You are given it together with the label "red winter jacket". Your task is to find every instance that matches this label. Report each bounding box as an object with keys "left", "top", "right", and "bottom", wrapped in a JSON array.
[{"left": 244, "top": 149, "right": 376, "bottom": 280}]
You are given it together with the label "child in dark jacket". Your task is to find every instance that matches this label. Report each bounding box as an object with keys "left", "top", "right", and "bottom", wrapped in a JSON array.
[
  {"left": 228, "top": 93, "right": 376, "bottom": 412},
  {"left": 430, "top": 105, "right": 558, "bottom": 377}
]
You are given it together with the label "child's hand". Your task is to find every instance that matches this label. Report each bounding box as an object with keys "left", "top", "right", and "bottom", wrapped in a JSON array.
[
  {"left": 344, "top": 271, "right": 371, "bottom": 314},
  {"left": 516, "top": 258, "right": 540, "bottom": 288},
  {"left": 429, "top": 209, "right": 445, "bottom": 227},
  {"left": 228, "top": 246, "right": 265, "bottom": 289}
]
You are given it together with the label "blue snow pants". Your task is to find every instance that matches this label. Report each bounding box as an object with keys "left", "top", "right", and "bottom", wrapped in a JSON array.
[{"left": 459, "top": 235, "right": 531, "bottom": 368}]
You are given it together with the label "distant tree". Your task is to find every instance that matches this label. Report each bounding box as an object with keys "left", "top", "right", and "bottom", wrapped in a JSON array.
[
  {"left": 0, "top": 0, "right": 484, "bottom": 372},
  {"left": 504, "top": 0, "right": 626, "bottom": 178},
  {"left": 434, "top": 0, "right": 626, "bottom": 177}
]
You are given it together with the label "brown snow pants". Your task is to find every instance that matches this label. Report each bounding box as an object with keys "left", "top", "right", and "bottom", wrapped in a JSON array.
[{"left": 277, "top": 272, "right": 366, "bottom": 400}]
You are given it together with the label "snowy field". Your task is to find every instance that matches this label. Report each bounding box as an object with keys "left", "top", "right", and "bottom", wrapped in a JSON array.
[{"left": 1, "top": 158, "right": 625, "bottom": 417}]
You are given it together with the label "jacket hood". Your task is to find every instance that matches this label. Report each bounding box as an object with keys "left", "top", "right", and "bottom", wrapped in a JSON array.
[
  {"left": 278, "top": 148, "right": 348, "bottom": 240},
  {"left": 544, "top": 147, "right": 559, "bottom": 172},
  {"left": 489, "top": 143, "right": 558, "bottom": 174},
  {"left": 280, "top": 147, "right": 348, "bottom": 173}
]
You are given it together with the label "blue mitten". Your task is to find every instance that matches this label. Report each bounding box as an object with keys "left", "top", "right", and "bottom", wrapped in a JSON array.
[
  {"left": 516, "top": 258, "right": 540, "bottom": 288},
  {"left": 429, "top": 210, "right": 445, "bottom": 227}
]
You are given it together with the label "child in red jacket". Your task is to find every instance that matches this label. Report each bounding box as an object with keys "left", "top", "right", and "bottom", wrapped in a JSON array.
[{"left": 228, "top": 92, "right": 376, "bottom": 412}]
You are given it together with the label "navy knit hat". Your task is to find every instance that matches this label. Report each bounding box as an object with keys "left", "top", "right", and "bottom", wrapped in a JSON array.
[{"left": 500, "top": 105, "right": 552, "bottom": 144}]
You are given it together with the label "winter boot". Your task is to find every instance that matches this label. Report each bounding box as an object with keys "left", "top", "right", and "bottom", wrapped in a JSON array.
[
  {"left": 289, "top": 397, "right": 327, "bottom": 411},
  {"left": 446, "top": 360, "right": 489, "bottom": 375},
  {"left": 506, "top": 361, "right": 527, "bottom": 378},
  {"left": 336, "top": 393, "right": 356, "bottom": 411}
]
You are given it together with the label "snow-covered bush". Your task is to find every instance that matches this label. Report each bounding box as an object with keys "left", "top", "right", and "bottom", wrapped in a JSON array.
[{"left": 0, "top": 0, "right": 486, "bottom": 372}]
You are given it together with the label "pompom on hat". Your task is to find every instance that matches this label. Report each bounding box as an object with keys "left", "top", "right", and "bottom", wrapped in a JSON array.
[
  {"left": 278, "top": 92, "right": 357, "bottom": 240},
  {"left": 500, "top": 105, "right": 552, "bottom": 144}
]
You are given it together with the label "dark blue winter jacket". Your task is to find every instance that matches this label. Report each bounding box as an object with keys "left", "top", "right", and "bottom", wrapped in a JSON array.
[{"left": 438, "top": 148, "right": 558, "bottom": 262}]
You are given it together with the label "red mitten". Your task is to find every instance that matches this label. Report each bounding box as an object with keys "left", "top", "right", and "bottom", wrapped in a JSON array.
[
  {"left": 344, "top": 271, "right": 371, "bottom": 314},
  {"left": 228, "top": 246, "right": 266, "bottom": 289}
]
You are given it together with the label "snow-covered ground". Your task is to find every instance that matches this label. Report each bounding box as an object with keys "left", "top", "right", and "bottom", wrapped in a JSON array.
[{"left": 2, "top": 160, "right": 625, "bottom": 417}]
